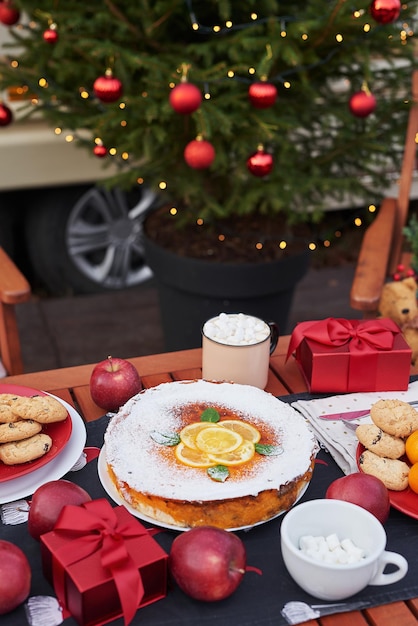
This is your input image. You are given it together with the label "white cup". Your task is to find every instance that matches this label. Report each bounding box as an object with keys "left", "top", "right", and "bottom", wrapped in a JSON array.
[
  {"left": 280, "top": 499, "right": 408, "bottom": 601},
  {"left": 201, "top": 312, "right": 279, "bottom": 389}
]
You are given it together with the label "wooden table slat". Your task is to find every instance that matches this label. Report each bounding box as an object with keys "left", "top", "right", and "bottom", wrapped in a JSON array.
[{"left": 364, "top": 601, "right": 418, "bottom": 625}]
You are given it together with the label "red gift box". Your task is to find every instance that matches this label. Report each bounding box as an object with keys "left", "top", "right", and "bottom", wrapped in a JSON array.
[
  {"left": 287, "top": 317, "right": 412, "bottom": 393},
  {"left": 40, "top": 498, "right": 168, "bottom": 626}
]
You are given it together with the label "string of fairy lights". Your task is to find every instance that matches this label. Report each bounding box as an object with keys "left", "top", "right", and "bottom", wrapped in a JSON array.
[{"left": 1, "top": 1, "right": 416, "bottom": 256}]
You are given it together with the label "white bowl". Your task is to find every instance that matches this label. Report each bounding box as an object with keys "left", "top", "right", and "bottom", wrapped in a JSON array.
[{"left": 280, "top": 499, "right": 408, "bottom": 601}]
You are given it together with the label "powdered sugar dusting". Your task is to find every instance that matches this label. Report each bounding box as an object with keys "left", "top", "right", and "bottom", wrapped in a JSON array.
[{"left": 104, "top": 380, "right": 318, "bottom": 501}]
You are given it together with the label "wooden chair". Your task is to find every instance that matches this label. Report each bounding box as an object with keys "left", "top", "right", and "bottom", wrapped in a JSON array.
[
  {"left": 350, "top": 70, "right": 418, "bottom": 318},
  {"left": 0, "top": 246, "right": 31, "bottom": 375}
]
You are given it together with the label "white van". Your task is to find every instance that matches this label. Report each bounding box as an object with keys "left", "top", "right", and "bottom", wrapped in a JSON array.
[{"left": 0, "top": 24, "right": 155, "bottom": 295}]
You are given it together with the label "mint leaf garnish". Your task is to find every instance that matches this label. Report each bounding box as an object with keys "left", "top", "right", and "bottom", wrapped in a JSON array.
[
  {"left": 150, "top": 431, "right": 180, "bottom": 446},
  {"left": 255, "top": 443, "right": 283, "bottom": 456},
  {"left": 201, "top": 408, "right": 220, "bottom": 423},
  {"left": 207, "top": 465, "right": 229, "bottom": 482}
]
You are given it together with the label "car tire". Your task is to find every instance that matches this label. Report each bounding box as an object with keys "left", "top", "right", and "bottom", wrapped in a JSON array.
[{"left": 24, "top": 184, "right": 156, "bottom": 296}]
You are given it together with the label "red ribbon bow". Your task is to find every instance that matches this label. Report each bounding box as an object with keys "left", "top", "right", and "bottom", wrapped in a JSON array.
[
  {"left": 287, "top": 317, "right": 400, "bottom": 358},
  {"left": 287, "top": 318, "right": 401, "bottom": 391},
  {"left": 52, "top": 498, "right": 146, "bottom": 626}
]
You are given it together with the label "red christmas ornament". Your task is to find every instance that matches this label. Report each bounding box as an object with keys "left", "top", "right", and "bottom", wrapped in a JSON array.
[
  {"left": 93, "top": 69, "right": 123, "bottom": 103},
  {"left": 93, "top": 144, "right": 107, "bottom": 158},
  {"left": 248, "top": 82, "right": 277, "bottom": 109},
  {"left": 169, "top": 82, "right": 202, "bottom": 114},
  {"left": 370, "top": 0, "right": 401, "bottom": 24},
  {"left": 247, "top": 148, "right": 273, "bottom": 177},
  {"left": 349, "top": 89, "right": 377, "bottom": 118},
  {"left": 0, "top": 1, "right": 19, "bottom": 25},
  {"left": 0, "top": 103, "right": 13, "bottom": 127},
  {"left": 43, "top": 24, "right": 59, "bottom": 44},
  {"left": 184, "top": 138, "right": 215, "bottom": 169}
]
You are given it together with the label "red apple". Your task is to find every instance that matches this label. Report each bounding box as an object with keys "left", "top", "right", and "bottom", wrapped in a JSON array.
[
  {"left": 0, "top": 541, "right": 31, "bottom": 614},
  {"left": 169, "top": 526, "right": 246, "bottom": 602},
  {"left": 28, "top": 479, "right": 92, "bottom": 540},
  {"left": 89, "top": 356, "right": 142, "bottom": 412},
  {"left": 0, "top": 1, "right": 20, "bottom": 25},
  {"left": 326, "top": 473, "right": 390, "bottom": 524}
]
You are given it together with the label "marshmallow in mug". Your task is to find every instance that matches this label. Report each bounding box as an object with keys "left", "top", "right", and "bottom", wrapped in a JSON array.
[
  {"left": 203, "top": 313, "right": 270, "bottom": 346},
  {"left": 299, "top": 534, "right": 366, "bottom": 565}
]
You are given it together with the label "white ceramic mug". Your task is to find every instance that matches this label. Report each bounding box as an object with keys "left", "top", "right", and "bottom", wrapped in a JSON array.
[
  {"left": 280, "top": 499, "right": 408, "bottom": 601},
  {"left": 201, "top": 312, "right": 279, "bottom": 389}
]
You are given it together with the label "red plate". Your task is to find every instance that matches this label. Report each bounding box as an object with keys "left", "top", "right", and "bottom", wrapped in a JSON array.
[
  {"left": 356, "top": 443, "right": 418, "bottom": 520},
  {"left": 0, "top": 384, "right": 72, "bottom": 483}
]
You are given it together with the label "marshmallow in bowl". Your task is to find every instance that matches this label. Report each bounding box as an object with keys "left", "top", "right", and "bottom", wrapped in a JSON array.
[
  {"left": 203, "top": 313, "right": 270, "bottom": 346},
  {"left": 299, "top": 534, "right": 366, "bottom": 565}
]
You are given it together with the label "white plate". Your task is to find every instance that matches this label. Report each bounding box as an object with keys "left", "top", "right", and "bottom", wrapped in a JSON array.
[
  {"left": 98, "top": 445, "right": 309, "bottom": 532},
  {"left": 0, "top": 395, "right": 87, "bottom": 504}
]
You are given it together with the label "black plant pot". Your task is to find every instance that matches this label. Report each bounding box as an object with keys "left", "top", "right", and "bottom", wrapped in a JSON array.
[{"left": 143, "top": 233, "right": 310, "bottom": 351}]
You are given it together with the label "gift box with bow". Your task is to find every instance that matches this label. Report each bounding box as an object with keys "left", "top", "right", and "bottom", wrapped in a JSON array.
[
  {"left": 40, "top": 498, "right": 168, "bottom": 626},
  {"left": 287, "top": 317, "right": 412, "bottom": 393}
]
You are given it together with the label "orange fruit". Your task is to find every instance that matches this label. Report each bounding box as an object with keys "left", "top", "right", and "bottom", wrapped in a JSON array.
[
  {"left": 175, "top": 442, "right": 215, "bottom": 468},
  {"left": 208, "top": 440, "right": 255, "bottom": 466},
  {"left": 195, "top": 427, "right": 243, "bottom": 455},
  {"left": 220, "top": 420, "right": 261, "bottom": 443},
  {"left": 179, "top": 422, "right": 219, "bottom": 450},
  {"left": 405, "top": 431, "right": 418, "bottom": 465},
  {"left": 408, "top": 462, "right": 418, "bottom": 494}
]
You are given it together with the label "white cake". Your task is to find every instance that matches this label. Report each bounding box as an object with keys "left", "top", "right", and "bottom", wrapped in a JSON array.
[{"left": 104, "top": 380, "right": 318, "bottom": 529}]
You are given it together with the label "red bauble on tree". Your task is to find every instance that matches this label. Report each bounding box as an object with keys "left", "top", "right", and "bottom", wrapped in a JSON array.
[
  {"left": 43, "top": 24, "right": 59, "bottom": 44},
  {"left": 349, "top": 87, "right": 377, "bottom": 118},
  {"left": 0, "top": 1, "right": 19, "bottom": 25},
  {"left": 0, "top": 103, "right": 13, "bottom": 127},
  {"left": 93, "top": 69, "right": 123, "bottom": 103},
  {"left": 370, "top": 0, "right": 401, "bottom": 24},
  {"left": 248, "top": 82, "right": 277, "bottom": 109},
  {"left": 247, "top": 147, "right": 273, "bottom": 177},
  {"left": 169, "top": 82, "right": 202, "bottom": 114},
  {"left": 93, "top": 143, "right": 107, "bottom": 158},
  {"left": 184, "top": 137, "right": 215, "bottom": 169}
]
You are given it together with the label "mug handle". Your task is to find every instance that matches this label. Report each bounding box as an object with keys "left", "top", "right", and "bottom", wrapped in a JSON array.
[
  {"left": 369, "top": 550, "right": 408, "bottom": 586},
  {"left": 268, "top": 322, "right": 279, "bottom": 355}
]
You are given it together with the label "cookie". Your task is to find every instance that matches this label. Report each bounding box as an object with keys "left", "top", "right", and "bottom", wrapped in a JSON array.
[
  {"left": 370, "top": 399, "right": 418, "bottom": 438},
  {"left": 11, "top": 395, "right": 68, "bottom": 424},
  {"left": 356, "top": 424, "right": 405, "bottom": 459},
  {"left": 0, "top": 419, "right": 42, "bottom": 443},
  {"left": 0, "top": 393, "right": 21, "bottom": 405},
  {"left": 358, "top": 449, "right": 410, "bottom": 491},
  {"left": 0, "top": 433, "right": 52, "bottom": 465},
  {"left": 0, "top": 404, "right": 20, "bottom": 423}
]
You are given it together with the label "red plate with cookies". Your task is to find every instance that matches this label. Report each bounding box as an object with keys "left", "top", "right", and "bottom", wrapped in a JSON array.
[
  {"left": 356, "top": 443, "right": 418, "bottom": 520},
  {"left": 0, "top": 384, "right": 72, "bottom": 483}
]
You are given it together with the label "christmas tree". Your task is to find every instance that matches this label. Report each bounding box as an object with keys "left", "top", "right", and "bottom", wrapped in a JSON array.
[{"left": 0, "top": 0, "right": 416, "bottom": 240}]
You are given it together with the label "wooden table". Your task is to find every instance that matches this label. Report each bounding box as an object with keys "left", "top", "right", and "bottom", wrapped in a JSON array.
[{"left": 2, "top": 335, "right": 418, "bottom": 626}]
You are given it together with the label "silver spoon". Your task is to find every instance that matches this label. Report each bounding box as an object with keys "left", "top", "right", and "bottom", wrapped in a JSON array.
[{"left": 281, "top": 600, "right": 347, "bottom": 624}]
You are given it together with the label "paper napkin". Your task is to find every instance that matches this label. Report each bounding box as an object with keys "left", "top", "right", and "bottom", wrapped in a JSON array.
[{"left": 292, "top": 381, "right": 418, "bottom": 474}]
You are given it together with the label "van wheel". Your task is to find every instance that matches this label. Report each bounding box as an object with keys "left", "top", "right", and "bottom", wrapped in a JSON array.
[{"left": 25, "top": 185, "right": 156, "bottom": 295}]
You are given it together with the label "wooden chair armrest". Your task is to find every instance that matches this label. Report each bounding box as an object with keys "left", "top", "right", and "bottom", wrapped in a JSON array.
[
  {"left": 0, "top": 247, "right": 31, "bottom": 304},
  {"left": 350, "top": 197, "right": 397, "bottom": 314}
]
